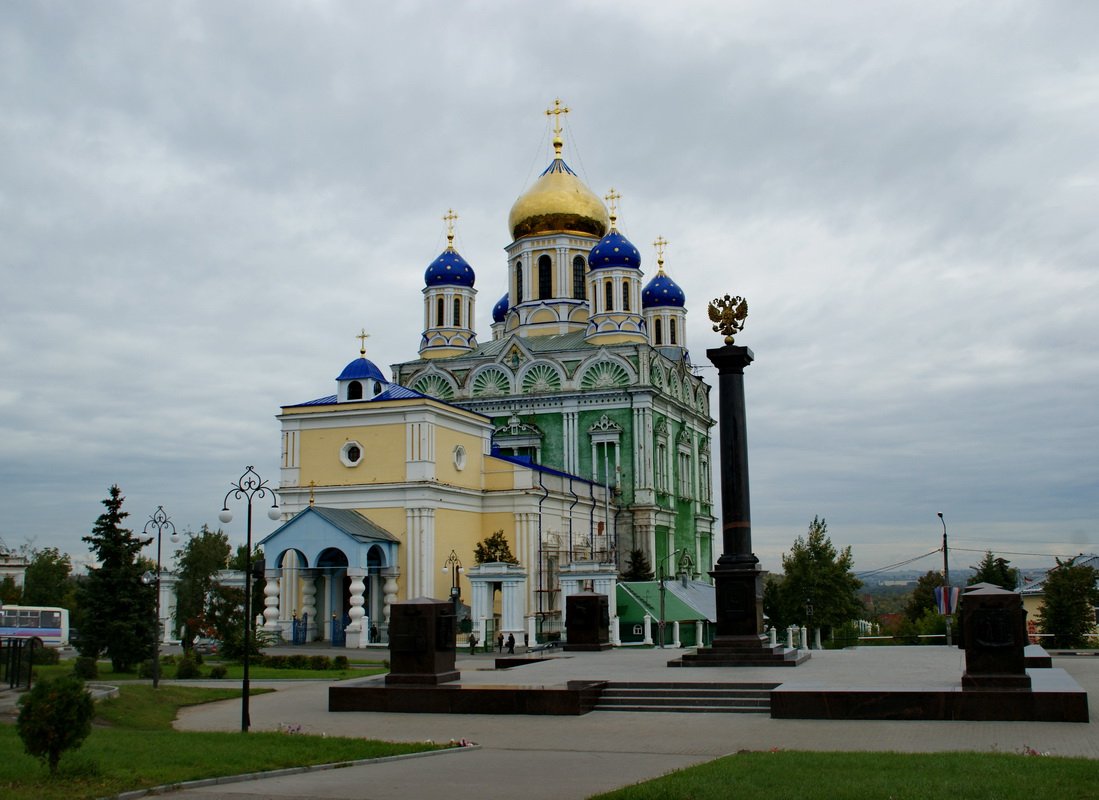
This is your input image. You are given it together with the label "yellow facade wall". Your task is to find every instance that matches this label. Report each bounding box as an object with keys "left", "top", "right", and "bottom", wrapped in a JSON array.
[
  {"left": 434, "top": 426, "right": 485, "bottom": 490},
  {"left": 298, "top": 425, "right": 405, "bottom": 485}
]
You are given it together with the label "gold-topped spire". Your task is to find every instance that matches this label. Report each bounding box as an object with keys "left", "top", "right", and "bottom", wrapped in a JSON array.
[
  {"left": 653, "top": 236, "right": 668, "bottom": 273},
  {"left": 545, "top": 97, "right": 570, "bottom": 156},
  {"left": 442, "top": 208, "right": 458, "bottom": 249},
  {"left": 308, "top": 480, "right": 316, "bottom": 507},
  {"left": 356, "top": 329, "right": 370, "bottom": 357},
  {"left": 605, "top": 188, "right": 621, "bottom": 229}
]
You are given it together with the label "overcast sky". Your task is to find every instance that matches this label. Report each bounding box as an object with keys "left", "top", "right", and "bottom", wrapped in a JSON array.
[{"left": 2, "top": 1, "right": 1096, "bottom": 577}]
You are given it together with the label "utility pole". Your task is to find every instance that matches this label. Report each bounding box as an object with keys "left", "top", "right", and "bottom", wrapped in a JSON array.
[{"left": 938, "top": 512, "right": 951, "bottom": 646}]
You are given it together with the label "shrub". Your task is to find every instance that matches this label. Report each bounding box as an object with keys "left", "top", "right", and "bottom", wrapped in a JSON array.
[
  {"left": 288, "top": 654, "right": 310, "bottom": 670},
  {"left": 160, "top": 654, "right": 176, "bottom": 666},
  {"left": 175, "top": 656, "right": 201, "bottom": 679},
  {"left": 30, "top": 647, "right": 60, "bottom": 666},
  {"left": 309, "top": 655, "right": 331, "bottom": 670},
  {"left": 264, "top": 655, "right": 288, "bottom": 669},
  {"left": 16, "top": 676, "right": 94, "bottom": 774},
  {"left": 209, "top": 665, "right": 227, "bottom": 679},
  {"left": 333, "top": 655, "right": 349, "bottom": 670},
  {"left": 137, "top": 659, "right": 156, "bottom": 679},
  {"left": 72, "top": 657, "right": 98, "bottom": 680}
]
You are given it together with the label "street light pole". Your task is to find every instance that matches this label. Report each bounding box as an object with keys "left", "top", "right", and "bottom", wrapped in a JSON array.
[
  {"left": 658, "top": 548, "right": 696, "bottom": 649},
  {"left": 219, "top": 466, "right": 281, "bottom": 733},
  {"left": 442, "top": 550, "right": 464, "bottom": 619},
  {"left": 143, "top": 507, "right": 178, "bottom": 690},
  {"left": 938, "top": 511, "right": 952, "bottom": 646}
]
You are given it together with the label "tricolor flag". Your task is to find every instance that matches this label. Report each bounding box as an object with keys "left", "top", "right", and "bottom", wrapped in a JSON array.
[{"left": 935, "top": 586, "right": 960, "bottom": 615}]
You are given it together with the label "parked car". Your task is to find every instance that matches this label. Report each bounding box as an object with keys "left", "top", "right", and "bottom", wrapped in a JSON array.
[{"left": 192, "top": 638, "right": 219, "bottom": 656}]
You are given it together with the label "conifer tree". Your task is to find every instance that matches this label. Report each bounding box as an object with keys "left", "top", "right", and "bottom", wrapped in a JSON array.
[
  {"left": 77, "top": 486, "right": 156, "bottom": 672},
  {"left": 620, "top": 548, "right": 654, "bottom": 581},
  {"left": 968, "top": 550, "right": 1020, "bottom": 590},
  {"left": 771, "top": 516, "right": 864, "bottom": 635}
]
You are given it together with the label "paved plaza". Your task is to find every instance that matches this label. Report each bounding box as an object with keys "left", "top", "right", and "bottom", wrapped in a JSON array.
[{"left": 158, "top": 646, "right": 1099, "bottom": 800}]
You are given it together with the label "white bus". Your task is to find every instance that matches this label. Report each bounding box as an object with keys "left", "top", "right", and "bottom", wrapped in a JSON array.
[{"left": 0, "top": 605, "right": 71, "bottom": 647}]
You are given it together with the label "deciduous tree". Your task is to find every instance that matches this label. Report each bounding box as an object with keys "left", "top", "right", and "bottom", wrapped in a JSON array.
[
  {"left": 22, "top": 547, "right": 73, "bottom": 607},
  {"left": 1037, "top": 557, "right": 1099, "bottom": 648},
  {"left": 903, "top": 571, "right": 945, "bottom": 622},
  {"left": 173, "top": 525, "right": 232, "bottom": 650},
  {"left": 474, "top": 530, "right": 518, "bottom": 564}
]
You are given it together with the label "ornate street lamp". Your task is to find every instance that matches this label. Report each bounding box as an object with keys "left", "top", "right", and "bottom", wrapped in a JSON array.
[
  {"left": 142, "top": 506, "right": 178, "bottom": 689},
  {"left": 658, "top": 549, "right": 696, "bottom": 649},
  {"left": 218, "top": 466, "right": 281, "bottom": 733},
  {"left": 442, "top": 550, "right": 464, "bottom": 617}
]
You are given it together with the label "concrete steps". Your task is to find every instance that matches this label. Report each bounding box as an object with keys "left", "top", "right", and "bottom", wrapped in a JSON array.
[{"left": 593, "top": 681, "right": 778, "bottom": 714}]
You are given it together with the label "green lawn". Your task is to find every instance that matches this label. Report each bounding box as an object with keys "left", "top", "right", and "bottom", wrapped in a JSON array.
[
  {"left": 1, "top": 684, "right": 444, "bottom": 800},
  {"left": 591, "top": 750, "right": 1099, "bottom": 800},
  {"left": 33, "top": 660, "right": 386, "bottom": 682}
]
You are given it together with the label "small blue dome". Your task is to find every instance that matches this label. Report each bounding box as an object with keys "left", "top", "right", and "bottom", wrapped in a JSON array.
[
  {"left": 642, "top": 272, "right": 686, "bottom": 308},
  {"left": 337, "top": 357, "right": 385, "bottom": 382},
  {"left": 424, "top": 247, "right": 475, "bottom": 287},
  {"left": 589, "top": 229, "right": 641, "bottom": 271},
  {"left": 492, "top": 293, "right": 509, "bottom": 323}
]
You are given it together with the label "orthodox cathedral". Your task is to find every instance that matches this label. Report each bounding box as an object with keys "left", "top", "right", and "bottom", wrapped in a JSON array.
[{"left": 258, "top": 104, "right": 715, "bottom": 647}]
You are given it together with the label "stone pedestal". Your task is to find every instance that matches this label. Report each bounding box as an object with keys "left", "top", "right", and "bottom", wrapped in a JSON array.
[
  {"left": 563, "top": 591, "right": 611, "bottom": 652},
  {"left": 961, "top": 586, "right": 1031, "bottom": 690},
  {"left": 673, "top": 567, "right": 807, "bottom": 667},
  {"left": 385, "top": 598, "right": 459, "bottom": 685}
]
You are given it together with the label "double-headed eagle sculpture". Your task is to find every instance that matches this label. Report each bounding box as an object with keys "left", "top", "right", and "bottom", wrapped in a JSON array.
[{"left": 708, "top": 294, "right": 749, "bottom": 344}]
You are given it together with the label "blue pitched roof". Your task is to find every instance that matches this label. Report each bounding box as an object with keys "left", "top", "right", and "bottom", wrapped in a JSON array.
[{"left": 337, "top": 357, "right": 385, "bottom": 382}]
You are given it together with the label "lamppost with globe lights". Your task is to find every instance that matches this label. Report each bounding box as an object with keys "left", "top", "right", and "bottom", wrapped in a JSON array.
[
  {"left": 442, "top": 550, "right": 464, "bottom": 618},
  {"left": 218, "top": 466, "right": 281, "bottom": 733},
  {"left": 141, "top": 506, "right": 178, "bottom": 689}
]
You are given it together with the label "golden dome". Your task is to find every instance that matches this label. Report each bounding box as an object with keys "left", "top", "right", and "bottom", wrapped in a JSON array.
[{"left": 508, "top": 154, "right": 610, "bottom": 241}]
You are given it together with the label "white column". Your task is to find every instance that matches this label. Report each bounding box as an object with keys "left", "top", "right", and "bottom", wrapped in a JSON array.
[
  {"left": 347, "top": 569, "right": 366, "bottom": 638},
  {"left": 786, "top": 626, "right": 795, "bottom": 649},
  {"left": 642, "top": 613, "right": 653, "bottom": 645},
  {"left": 696, "top": 620, "right": 704, "bottom": 648},
  {"left": 382, "top": 571, "right": 399, "bottom": 630},
  {"left": 300, "top": 573, "right": 317, "bottom": 641},
  {"left": 672, "top": 620, "right": 681, "bottom": 648},
  {"left": 611, "top": 615, "right": 621, "bottom": 646},
  {"left": 263, "top": 570, "right": 280, "bottom": 634},
  {"left": 814, "top": 628, "right": 823, "bottom": 651},
  {"left": 526, "top": 615, "right": 538, "bottom": 647},
  {"left": 800, "top": 626, "right": 808, "bottom": 650},
  {"left": 769, "top": 626, "right": 777, "bottom": 647}
]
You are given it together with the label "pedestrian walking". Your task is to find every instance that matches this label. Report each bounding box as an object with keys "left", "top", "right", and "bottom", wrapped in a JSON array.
[
  {"left": 468, "top": 632, "right": 478, "bottom": 655},
  {"left": 497, "top": 632, "right": 504, "bottom": 653},
  {"left": 506, "top": 633, "right": 515, "bottom": 654}
]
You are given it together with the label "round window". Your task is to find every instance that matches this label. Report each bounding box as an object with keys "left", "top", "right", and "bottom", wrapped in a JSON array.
[{"left": 453, "top": 444, "right": 467, "bottom": 470}]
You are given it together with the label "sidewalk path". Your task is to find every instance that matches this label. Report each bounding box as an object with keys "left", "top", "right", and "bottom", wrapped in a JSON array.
[{"left": 166, "top": 648, "right": 1099, "bottom": 800}]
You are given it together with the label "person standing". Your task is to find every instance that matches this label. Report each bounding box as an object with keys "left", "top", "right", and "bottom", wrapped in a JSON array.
[
  {"left": 468, "top": 632, "right": 478, "bottom": 655},
  {"left": 497, "top": 632, "right": 504, "bottom": 653},
  {"left": 506, "top": 633, "right": 515, "bottom": 655}
]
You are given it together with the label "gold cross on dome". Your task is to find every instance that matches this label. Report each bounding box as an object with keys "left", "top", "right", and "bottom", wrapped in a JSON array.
[
  {"left": 356, "top": 329, "right": 370, "bottom": 356},
  {"left": 653, "top": 236, "right": 668, "bottom": 270},
  {"left": 443, "top": 208, "right": 458, "bottom": 246},
  {"left": 545, "top": 97, "right": 570, "bottom": 138},
  {"left": 605, "top": 187, "right": 621, "bottom": 218}
]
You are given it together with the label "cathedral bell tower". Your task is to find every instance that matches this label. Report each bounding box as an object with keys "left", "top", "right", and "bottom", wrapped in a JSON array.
[
  {"left": 502, "top": 99, "right": 610, "bottom": 338},
  {"left": 419, "top": 209, "right": 478, "bottom": 359}
]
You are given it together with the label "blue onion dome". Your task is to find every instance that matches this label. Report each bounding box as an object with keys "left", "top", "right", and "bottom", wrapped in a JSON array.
[
  {"left": 424, "top": 246, "right": 475, "bottom": 287},
  {"left": 492, "top": 292, "right": 509, "bottom": 323},
  {"left": 642, "top": 269, "right": 686, "bottom": 308},
  {"left": 337, "top": 356, "right": 385, "bottom": 382},
  {"left": 589, "top": 227, "right": 641, "bottom": 271}
]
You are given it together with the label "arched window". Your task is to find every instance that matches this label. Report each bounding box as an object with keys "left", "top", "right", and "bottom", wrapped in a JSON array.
[
  {"left": 453, "top": 297, "right": 461, "bottom": 327},
  {"left": 538, "top": 255, "right": 552, "bottom": 299},
  {"left": 622, "top": 282, "right": 630, "bottom": 311},
  {"left": 347, "top": 381, "right": 363, "bottom": 401},
  {"left": 604, "top": 280, "right": 613, "bottom": 312},
  {"left": 654, "top": 318, "right": 663, "bottom": 345},
  {"left": 436, "top": 297, "right": 445, "bottom": 327},
  {"left": 572, "top": 256, "right": 586, "bottom": 299},
  {"left": 670, "top": 318, "right": 678, "bottom": 345},
  {"left": 515, "top": 261, "right": 523, "bottom": 302}
]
